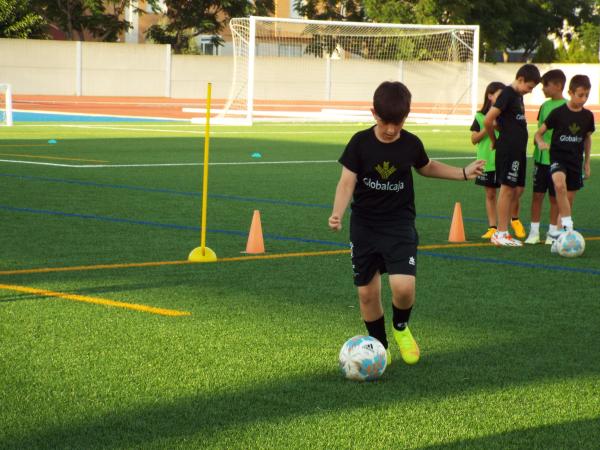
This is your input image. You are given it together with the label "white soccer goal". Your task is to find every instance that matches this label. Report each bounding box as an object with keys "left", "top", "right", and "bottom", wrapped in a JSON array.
[
  {"left": 219, "top": 16, "right": 479, "bottom": 125},
  {"left": 0, "top": 83, "right": 14, "bottom": 126}
]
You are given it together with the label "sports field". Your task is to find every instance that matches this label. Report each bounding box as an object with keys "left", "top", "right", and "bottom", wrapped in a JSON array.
[{"left": 1, "top": 121, "right": 599, "bottom": 449}]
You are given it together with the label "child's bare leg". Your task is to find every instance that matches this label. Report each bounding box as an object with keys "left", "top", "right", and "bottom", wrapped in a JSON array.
[
  {"left": 389, "top": 274, "right": 415, "bottom": 311},
  {"left": 549, "top": 195, "right": 558, "bottom": 227},
  {"left": 485, "top": 187, "right": 497, "bottom": 227},
  {"left": 568, "top": 191, "right": 576, "bottom": 209},
  {"left": 544, "top": 194, "right": 561, "bottom": 243},
  {"left": 530, "top": 192, "right": 545, "bottom": 223},
  {"left": 525, "top": 191, "right": 545, "bottom": 243},
  {"left": 497, "top": 184, "right": 516, "bottom": 233},
  {"left": 358, "top": 272, "right": 388, "bottom": 348},
  {"left": 358, "top": 272, "right": 383, "bottom": 321},
  {"left": 511, "top": 186, "right": 524, "bottom": 219},
  {"left": 552, "top": 172, "right": 571, "bottom": 221}
]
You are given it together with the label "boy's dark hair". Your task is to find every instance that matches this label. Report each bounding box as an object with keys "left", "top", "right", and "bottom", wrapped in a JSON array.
[
  {"left": 515, "top": 64, "right": 541, "bottom": 84},
  {"left": 541, "top": 69, "right": 566, "bottom": 88},
  {"left": 373, "top": 81, "right": 411, "bottom": 123},
  {"left": 569, "top": 74, "right": 591, "bottom": 92},
  {"left": 480, "top": 81, "right": 506, "bottom": 114}
]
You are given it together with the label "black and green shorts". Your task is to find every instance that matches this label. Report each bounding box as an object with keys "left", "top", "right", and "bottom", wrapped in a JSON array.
[
  {"left": 550, "top": 157, "right": 584, "bottom": 192},
  {"left": 475, "top": 170, "right": 500, "bottom": 188},
  {"left": 349, "top": 217, "right": 418, "bottom": 286}
]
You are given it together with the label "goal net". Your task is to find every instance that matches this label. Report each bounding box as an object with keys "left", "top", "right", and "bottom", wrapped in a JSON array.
[
  {"left": 0, "top": 84, "right": 14, "bottom": 126},
  {"left": 221, "top": 16, "right": 479, "bottom": 125}
]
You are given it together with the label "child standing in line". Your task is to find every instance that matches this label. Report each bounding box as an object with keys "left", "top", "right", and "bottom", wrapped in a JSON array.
[
  {"left": 525, "top": 69, "right": 567, "bottom": 245},
  {"left": 484, "top": 64, "right": 541, "bottom": 246},
  {"left": 328, "top": 81, "right": 484, "bottom": 364},
  {"left": 534, "top": 75, "right": 594, "bottom": 249},
  {"left": 471, "top": 81, "right": 505, "bottom": 239}
]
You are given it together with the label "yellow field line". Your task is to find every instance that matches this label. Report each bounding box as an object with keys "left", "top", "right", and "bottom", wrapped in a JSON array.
[
  {"left": 0, "top": 144, "right": 49, "bottom": 147},
  {"left": 0, "top": 153, "right": 108, "bottom": 163},
  {"left": 0, "top": 259, "right": 192, "bottom": 275},
  {"left": 0, "top": 236, "right": 596, "bottom": 276},
  {"left": 0, "top": 283, "right": 191, "bottom": 317},
  {"left": 0, "top": 242, "right": 499, "bottom": 276}
]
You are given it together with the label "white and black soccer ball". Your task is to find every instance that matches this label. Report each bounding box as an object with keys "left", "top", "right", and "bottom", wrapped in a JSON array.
[
  {"left": 556, "top": 230, "right": 585, "bottom": 258},
  {"left": 339, "top": 335, "right": 387, "bottom": 381}
]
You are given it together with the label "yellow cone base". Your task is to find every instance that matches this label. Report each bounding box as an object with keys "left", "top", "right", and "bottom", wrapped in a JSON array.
[{"left": 188, "top": 246, "right": 217, "bottom": 262}]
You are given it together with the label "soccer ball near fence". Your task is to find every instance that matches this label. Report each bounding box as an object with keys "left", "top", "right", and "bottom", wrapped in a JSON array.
[
  {"left": 556, "top": 230, "right": 585, "bottom": 258},
  {"left": 339, "top": 335, "right": 387, "bottom": 381}
]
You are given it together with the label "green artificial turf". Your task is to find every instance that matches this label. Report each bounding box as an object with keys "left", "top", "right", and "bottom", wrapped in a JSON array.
[{"left": 1, "top": 122, "right": 599, "bottom": 449}]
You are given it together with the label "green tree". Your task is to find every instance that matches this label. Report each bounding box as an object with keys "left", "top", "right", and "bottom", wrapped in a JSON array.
[
  {"left": 34, "top": 0, "right": 159, "bottom": 41},
  {"left": 362, "top": 0, "right": 416, "bottom": 24},
  {"left": 555, "top": 23, "right": 600, "bottom": 63},
  {"left": 146, "top": 0, "right": 275, "bottom": 54},
  {"left": 0, "top": 0, "right": 47, "bottom": 38},
  {"left": 362, "top": 0, "right": 599, "bottom": 61},
  {"left": 293, "top": 0, "right": 364, "bottom": 21}
]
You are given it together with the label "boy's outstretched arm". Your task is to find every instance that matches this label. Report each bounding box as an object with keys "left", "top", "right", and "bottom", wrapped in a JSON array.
[
  {"left": 584, "top": 133, "right": 592, "bottom": 179},
  {"left": 534, "top": 124, "right": 550, "bottom": 150},
  {"left": 416, "top": 159, "right": 485, "bottom": 180},
  {"left": 483, "top": 107, "right": 501, "bottom": 148},
  {"left": 329, "top": 166, "right": 357, "bottom": 231}
]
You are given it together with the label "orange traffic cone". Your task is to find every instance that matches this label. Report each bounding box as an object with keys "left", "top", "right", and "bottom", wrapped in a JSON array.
[
  {"left": 244, "top": 210, "right": 265, "bottom": 254},
  {"left": 448, "top": 202, "right": 466, "bottom": 243}
]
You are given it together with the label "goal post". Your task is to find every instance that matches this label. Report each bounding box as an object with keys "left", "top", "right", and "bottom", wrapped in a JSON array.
[
  {"left": 221, "top": 16, "right": 479, "bottom": 125},
  {"left": 0, "top": 83, "right": 14, "bottom": 127}
]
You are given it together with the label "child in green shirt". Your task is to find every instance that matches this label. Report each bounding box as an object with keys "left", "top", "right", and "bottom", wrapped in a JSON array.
[
  {"left": 470, "top": 81, "right": 505, "bottom": 238},
  {"left": 524, "top": 69, "right": 567, "bottom": 245}
]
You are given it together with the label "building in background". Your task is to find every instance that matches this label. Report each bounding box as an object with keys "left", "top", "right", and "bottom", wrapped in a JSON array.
[{"left": 124, "top": 0, "right": 298, "bottom": 51}]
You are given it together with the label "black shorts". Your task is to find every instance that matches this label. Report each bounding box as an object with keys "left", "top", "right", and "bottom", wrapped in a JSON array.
[
  {"left": 532, "top": 162, "right": 552, "bottom": 194},
  {"left": 475, "top": 170, "right": 500, "bottom": 188},
  {"left": 495, "top": 148, "right": 526, "bottom": 187},
  {"left": 550, "top": 158, "right": 583, "bottom": 192},
  {"left": 349, "top": 218, "right": 418, "bottom": 286}
]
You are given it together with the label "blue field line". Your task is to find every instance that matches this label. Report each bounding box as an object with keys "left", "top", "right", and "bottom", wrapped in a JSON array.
[
  {"left": 2, "top": 204, "right": 599, "bottom": 276},
  {"left": 0, "top": 173, "right": 332, "bottom": 209},
  {"left": 0, "top": 205, "right": 349, "bottom": 248},
  {"left": 4, "top": 173, "right": 600, "bottom": 234},
  {"left": 420, "top": 251, "right": 600, "bottom": 276}
]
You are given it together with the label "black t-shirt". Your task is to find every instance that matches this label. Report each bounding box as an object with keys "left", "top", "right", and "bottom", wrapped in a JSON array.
[
  {"left": 339, "top": 126, "right": 430, "bottom": 223},
  {"left": 545, "top": 104, "right": 595, "bottom": 161},
  {"left": 493, "top": 85, "right": 528, "bottom": 147}
]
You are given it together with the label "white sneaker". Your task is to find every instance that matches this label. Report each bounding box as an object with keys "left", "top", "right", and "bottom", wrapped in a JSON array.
[
  {"left": 491, "top": 231, "right": 523, "bottom": 247},
  {"left": 546, "top": 230, "right": 562, "bottom": 246},
  {"left": 550, "top": 229, "right": 568, "bottom": 254},
  {"left": 524, "top": 232, "right": 540, "bottom": 244}
]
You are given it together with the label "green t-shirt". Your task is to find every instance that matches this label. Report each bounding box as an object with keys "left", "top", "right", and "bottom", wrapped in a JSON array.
[
  {"left": 533, "top": 98, "right": 567, "bottom": 165},
  {"left": 470, "top": 112, "right": 498, "bottom": 172}
]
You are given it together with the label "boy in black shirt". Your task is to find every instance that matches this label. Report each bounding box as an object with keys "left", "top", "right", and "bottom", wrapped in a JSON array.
[
  {"left": 534, "top": 75, "right": 595, "bottom": 248},
  {"left": 328, "top": 81, "right": 485, "bottom": 365},
  {"left": 484, "top": 64, "right": 541, "bottom": 247}
]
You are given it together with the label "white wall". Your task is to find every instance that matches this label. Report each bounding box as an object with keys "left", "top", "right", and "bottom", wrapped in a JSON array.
[{"left": 1, "top": 38, "right": 598, "bottom": 107}]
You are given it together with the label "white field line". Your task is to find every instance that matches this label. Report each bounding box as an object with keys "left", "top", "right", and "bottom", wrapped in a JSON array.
[
  {"left": 0, "top": 156, "right": 478, "bottom": 168},
  {"left": 0, "top": 159, "right": 335, "bottom": 168},
  {"left": 21, "top": 124, "right": 467, "bottom": 135},
  {"left": 54, "top": 124, "right": 359, "bottom": 135},
  {"left": 3, "top": 154, "right": 600, "bottom": 169},
  {"left": 21, "top": 123, "right": 366, "bottom": 128}
]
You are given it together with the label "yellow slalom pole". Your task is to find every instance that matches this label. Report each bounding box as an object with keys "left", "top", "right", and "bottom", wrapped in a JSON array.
[{"left": 188, "top": 83, "right": 217, "bottom": 262}]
